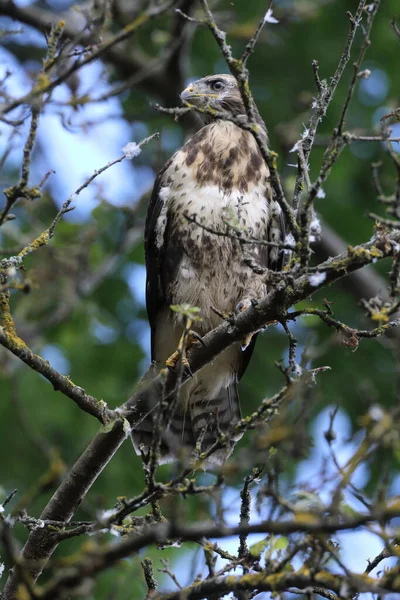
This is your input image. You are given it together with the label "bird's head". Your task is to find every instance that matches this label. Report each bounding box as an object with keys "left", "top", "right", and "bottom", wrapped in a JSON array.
[{"left": 180, "top": 74, "right": 246, "bottom": 123}]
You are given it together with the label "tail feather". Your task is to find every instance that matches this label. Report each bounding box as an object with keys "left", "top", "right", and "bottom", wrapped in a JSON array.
[
  {"left": 131, "top": 381, "right": 242, "bottom": 468},
  {"left": 190, "top": 381, "right": 241, "bottom": 454}
]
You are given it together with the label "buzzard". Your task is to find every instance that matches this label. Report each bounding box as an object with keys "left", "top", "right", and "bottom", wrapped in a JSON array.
[{"left": 132, "top": 74, "right": 284, "bottom": 466}]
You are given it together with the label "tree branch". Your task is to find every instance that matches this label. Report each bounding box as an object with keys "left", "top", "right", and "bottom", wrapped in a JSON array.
[{"left": 0, "top": 327, "right": 115, "bottom": 423}]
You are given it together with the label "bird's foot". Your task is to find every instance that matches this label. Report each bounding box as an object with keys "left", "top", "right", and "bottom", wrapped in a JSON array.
[
  {"left": 165, "top": 350, "right": 192, "bottom": 372},
  {"left": 235, "top": 299, "right": 279, "bottom": 350},
  {"left": 165, "top": 325, "right": 205, "bottom": 374},
  {"left": 235, "top": 299, "right": 256, "bottom": 350}
]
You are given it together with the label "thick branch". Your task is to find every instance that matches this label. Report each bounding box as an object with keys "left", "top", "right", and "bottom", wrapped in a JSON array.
[
  {"left": 153, "top": 569, "right": 393, "bottom": 600},
  {"left": 0, "top": 327, "right": 115, "bottom": 423}
]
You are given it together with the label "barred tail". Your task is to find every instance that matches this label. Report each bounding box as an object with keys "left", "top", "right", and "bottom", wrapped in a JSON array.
[{"left": 131, "top": 381, "right": 242, "bottom": 468}]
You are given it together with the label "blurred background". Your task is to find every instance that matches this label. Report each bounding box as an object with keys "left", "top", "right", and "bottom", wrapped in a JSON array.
[{"left": 0, "top": 0, "right": 399, "bottom": 597}]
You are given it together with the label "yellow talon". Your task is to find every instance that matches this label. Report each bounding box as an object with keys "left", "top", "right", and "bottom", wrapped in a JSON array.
[
  {"left": 165, "top": 350, "right": 191, "bottom": 370},
  {"left": 165, "top": 318, "right": 204, "bottom": 373}
]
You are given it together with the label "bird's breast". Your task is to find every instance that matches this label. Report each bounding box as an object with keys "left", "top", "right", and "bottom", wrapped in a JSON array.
[
  {"left": 162, "top": 176, "right": 269, "bottom": 328},
  {"left": 166, "top": 169, "right": 271, "bottom": 242}
]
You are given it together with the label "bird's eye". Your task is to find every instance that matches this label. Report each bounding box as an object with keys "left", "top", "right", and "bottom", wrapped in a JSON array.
[{"left": 210, "top": 80, "right": 225, "bottom": 92}]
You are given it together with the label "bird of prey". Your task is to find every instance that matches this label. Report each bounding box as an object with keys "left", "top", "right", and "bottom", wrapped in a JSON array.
[{"left": 132, "top": 74, "right": 284, "bottom": 466}]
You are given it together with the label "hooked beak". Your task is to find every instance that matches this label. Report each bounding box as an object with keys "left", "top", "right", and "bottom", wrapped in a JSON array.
[
  {"left": 180, "top": 85, "right": 196, "bottom": 102},
  {"left": 180, "top": 86, "right": 219, "bottom": 105}
]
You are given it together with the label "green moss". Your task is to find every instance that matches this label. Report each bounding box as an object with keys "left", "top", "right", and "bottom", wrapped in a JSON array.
[
  {"left": 347, "top": 245, "right": 384, "bottom": 261},
  {"left": 0, "top": 293, "right": 17, "bottom": 335},
  {"left": 18, "top": 230, "right": 50, "bottom": 258},
  {"left": 33, "top": 72, "right": 51, "bottom": 93},
  {"left": 269, "top": 150, "right": 279, "bottom": 170},
  {"left": 123, "top": 12, "right": 148, "bottom": 34}
]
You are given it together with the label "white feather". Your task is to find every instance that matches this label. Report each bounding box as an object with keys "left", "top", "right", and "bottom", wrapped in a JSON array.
[{"left": 155, "top": 186, "right": 170, "bottom": 249}]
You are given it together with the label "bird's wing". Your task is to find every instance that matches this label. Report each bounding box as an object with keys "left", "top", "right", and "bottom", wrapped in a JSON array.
[{"left": 144, "top": 158, "right": 174, "bottom": 361}]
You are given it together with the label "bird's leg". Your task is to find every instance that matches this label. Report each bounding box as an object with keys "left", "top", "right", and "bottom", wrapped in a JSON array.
[
  {"left": 235, "top": 298, "right": 278, "bottom": 350},
  {"left": 165, "top": 318, "right": 205, "bottom": 373}
]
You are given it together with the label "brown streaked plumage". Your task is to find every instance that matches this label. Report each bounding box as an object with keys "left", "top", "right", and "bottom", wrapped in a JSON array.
[{"left": 131, "top": 74, "right": 284, "bottom": 467}]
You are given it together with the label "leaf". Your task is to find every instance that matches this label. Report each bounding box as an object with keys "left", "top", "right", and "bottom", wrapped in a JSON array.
[
  {"left": 249, "top": 535, "right": 288, "bottom": 559},
  {"left": 170, "top": 304, "right": 202, "bottom": 321},
  {"left": 249, "top": 537, "right": 269, "bottom": 558},
  {"left": 271, "top": 536, "right": 289, "bottom": 552}
]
